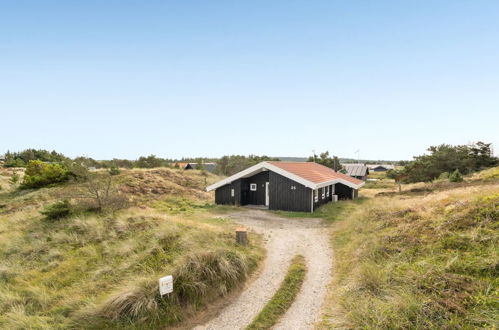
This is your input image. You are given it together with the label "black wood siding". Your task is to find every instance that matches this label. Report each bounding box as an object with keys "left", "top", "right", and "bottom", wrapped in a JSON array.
[
  {"left": 241, "top": 171, "right": 269, "bottom": 205},
  {"left": 215, "top": 180, "right": 242, "bottom": 205},
  {"left": 335, "top": 183, "right": 357, "bottom": 200},
  {"left": 268, "top": 172, "right": 312, "bottom": 212},
  {"left": 213, "top": 171, "right": 358, "bottom": 212},
  {"left": 313, "top": 184, "right": 334, "bottom": 210}
]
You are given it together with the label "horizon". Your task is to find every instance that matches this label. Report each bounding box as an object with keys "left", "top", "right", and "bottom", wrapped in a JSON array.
[{"left": 1, "top": 1, "right": 498, "bottom": 160}]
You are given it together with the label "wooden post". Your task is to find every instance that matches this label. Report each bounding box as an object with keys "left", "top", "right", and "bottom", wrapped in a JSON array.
[{"left": 235, "top": 227, "right": 248, "bottom": 246}]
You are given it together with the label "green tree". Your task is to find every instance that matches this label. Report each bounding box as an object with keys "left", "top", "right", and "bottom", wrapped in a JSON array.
[
  {"left": 109, "top": 166, "right": 121, "bottom": 176},
  {"left": 135, "top": 155, "right": 165, "bottom": 168},
  {"left": 21, "top": 160, "right": 69, "bottom": 189},
  {"left": 448, "top": 169, "right": 464, "bottom": 182},
  {"left": 214, "top": 155, "right": 278, "bottom": 176},
  {"left": 402, "top": 142, "right": 497, "bottom": 183},
  {"left": 307, "top": 151, "right": 344, "bottom": 172}
]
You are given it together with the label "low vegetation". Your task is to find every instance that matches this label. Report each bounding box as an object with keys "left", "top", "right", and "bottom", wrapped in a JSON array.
[
  {"left": 0, "top": 167, "right": 263, "bottom": 329},
  {"left": 246, "top": 255, "right": 306, "bottom": 330},
  {"left": 321, "top": 167, "right": 499, "bottom": 328}
]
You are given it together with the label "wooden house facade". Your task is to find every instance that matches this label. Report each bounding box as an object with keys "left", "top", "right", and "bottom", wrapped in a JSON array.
[{"left": 207, "top": 162, "right": 364, "bottom": 212}]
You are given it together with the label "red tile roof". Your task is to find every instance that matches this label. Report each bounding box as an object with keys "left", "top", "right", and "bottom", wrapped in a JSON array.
[{"left": 267, "top": 162, "right": 364, "bottom": 186}]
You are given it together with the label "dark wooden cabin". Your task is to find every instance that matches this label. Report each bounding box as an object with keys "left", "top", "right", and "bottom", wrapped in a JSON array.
[{"left": 206, "top": 162, "right": 364, "bottom": 212}]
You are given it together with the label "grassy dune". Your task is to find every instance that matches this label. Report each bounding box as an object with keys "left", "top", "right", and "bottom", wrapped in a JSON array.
[
  {"left": 0, "top": 167, "right": 263, "bottom": 329},
  {"left": 321, "top": 168, "right": 499, "bottom": 328}
]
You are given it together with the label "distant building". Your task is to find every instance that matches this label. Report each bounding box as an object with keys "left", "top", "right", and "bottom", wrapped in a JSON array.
[
  {"left": 173, "top": 162, "right": 189, "bottom": 169},
  {"left": 367, "top": 164, "right": 395, "bottom": 172},
  {"left": 343, "top": 164, "right": 369, "bottom": 180},
  {"left": 173, "top": 162, "right": 217, "bottom": 173},
  {"left": 185, "top": 162, "right": 217, "bottom": 173}
]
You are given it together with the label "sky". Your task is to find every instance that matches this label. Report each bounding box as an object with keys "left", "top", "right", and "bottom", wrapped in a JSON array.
[{"left": 0, "top": 0, "right": 498, "bottom": 161}]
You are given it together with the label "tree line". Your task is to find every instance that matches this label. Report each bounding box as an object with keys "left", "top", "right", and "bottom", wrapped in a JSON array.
[{"left": 389, "top": 141, "right": 497, "bottom": 183}]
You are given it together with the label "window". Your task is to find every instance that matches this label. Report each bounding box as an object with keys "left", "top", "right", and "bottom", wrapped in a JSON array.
[
  {"left": 231, "top": 189, "right": 234, "bottom": 197},
  {"left": 314, "top": 189, "right": 318, "bottom": 202},
  {"left": 326, "top": 186, "right": 330, "bottom": 197},
  {"left": 250, "top": 183, "right": 257, "bottom": 191},
  {"left": 291, "top": 185, "right": 296, "bottom": 190},
  {"left": 322, "top": 187, "right": 325, "bottom": 199}
]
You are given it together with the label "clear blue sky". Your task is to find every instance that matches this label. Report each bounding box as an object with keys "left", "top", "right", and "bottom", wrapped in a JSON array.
[{"left": 1, "top": 1, "right": 498, "bottom": 161}]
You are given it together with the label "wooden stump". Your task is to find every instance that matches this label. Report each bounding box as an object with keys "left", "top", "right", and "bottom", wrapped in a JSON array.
[{"left": 235, "top": 228, "right": 248, "bottom": 246}]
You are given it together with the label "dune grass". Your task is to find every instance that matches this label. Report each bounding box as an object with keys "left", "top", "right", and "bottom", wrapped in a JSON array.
[
  {"left": 0, "top": 168, "right": 264, "bottom": 329},
  {"left": 321, "top": 172, "right": 499, "bottom": 328},
  {"left": 246, "top": 255, "right": 306, "bottom": 330}
]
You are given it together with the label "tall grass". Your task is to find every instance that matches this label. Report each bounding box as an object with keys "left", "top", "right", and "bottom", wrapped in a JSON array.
[
  {"left": 0, "top": 168, "right": 264, "bottom": 329},
  {"left": 322, "top": 178, "right": 499, "bottom": 328}
]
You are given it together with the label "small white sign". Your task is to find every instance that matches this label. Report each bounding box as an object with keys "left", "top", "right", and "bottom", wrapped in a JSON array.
[{"left": 159, "top": 275, "right": 173, "bottom": 296}]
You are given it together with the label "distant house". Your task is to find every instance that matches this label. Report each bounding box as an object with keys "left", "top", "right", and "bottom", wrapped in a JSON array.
[
  {"left": 173, "top": 162, "right": 216, "bottom": 173},
  {"left": 174, "top": 162, "right": 189, "bottom": 169},
  {"left": 207, "top": 162, "right": 364, "bottom": 212},
  {"left": 367, "top": 164, "right": 395, "bottom": 172},
  {"left": 185, "top": 162, "right": 217, "bottom": 173},
  {"left": 343, "top": 164, "right": 369, "bottom": 180}
]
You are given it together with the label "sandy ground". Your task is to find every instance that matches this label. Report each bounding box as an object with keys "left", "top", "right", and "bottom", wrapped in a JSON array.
[{"left": 193, "top": 209, "right": 333, "bottom": 330}]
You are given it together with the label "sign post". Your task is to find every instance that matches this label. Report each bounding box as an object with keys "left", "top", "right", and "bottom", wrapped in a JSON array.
[{"left": 159, "top": 275, "right": 173, "bottom": 296}]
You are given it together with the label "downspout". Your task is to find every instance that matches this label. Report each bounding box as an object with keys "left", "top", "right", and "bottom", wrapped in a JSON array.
[{"left": 311, "top": 188, "right": 314, "bottom": 213}]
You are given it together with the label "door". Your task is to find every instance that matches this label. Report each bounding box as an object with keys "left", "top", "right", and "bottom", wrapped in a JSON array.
[{"left": 265, "top": 182, "right": 269, "bottom": 206}]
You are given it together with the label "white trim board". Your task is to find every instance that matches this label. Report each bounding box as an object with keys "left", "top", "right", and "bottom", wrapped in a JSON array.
[{"left": 206, "top": 162, "right": 364, "bottom": 191}]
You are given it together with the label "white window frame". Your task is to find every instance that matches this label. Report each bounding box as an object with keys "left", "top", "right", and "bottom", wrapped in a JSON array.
[
  {"left": 314, "top": 189, "right": 318, "bottom": 202},
  {"left": 250, "top": 183, "right": 257, "bottom": 191},
  {"left": 326, "top": 186, "right": 330, "bottom": 197},
  {"left": 231, "top": 189, "right": 234, "bottom": 197},
  {"left": 322, "top": 187, "right": 325, "bottom": 199}
]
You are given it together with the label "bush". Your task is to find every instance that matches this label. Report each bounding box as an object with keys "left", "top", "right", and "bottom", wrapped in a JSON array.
[
  {"left": 76, "top": 173, "right": 128, "bottom": 212},
  {"left": 438, "top": 172, "right": 450, "bottom": 180},
  {"left": 40, "top": 200, "right": 72, "bottom": 220},
  {"left": 449, "top": 169, "right": 463, "bottom": 182},
  {"left": 21, "top": 160, "right": 69, "bottom": 189},
  {"left": 109, "top": 167, "right": 121, "bottom": 176},
  {"left": 10, "top": 173, "right": 20, "bottom": 184},
  {"left": 4, "top": 158, "right": 26, "bottom": 168}
]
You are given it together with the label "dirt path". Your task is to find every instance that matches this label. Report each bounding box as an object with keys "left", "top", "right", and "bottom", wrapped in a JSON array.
[{"left": 193, "top": 209, "right": 333, "bottom": 330}]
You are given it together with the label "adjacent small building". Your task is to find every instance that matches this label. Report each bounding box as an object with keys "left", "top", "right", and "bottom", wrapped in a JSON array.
[
  {"left": 206, "top": 161, "right": 364, "bottom": 212},
  {"left": 343, "top": 164, "right": 369, "bottom": 180},
  {"left": 367, "top": 164, "right": 395, "bottom": 172}
]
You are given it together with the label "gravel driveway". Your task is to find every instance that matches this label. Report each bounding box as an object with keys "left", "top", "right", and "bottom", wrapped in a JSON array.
[{"left": 193, "top": 209, "right": 333, "bottom": 330}]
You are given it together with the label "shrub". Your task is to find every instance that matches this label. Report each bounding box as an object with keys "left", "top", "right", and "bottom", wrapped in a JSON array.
[
  {"left": 109, "top": 167, "right": 121, "bottom": 176},
  {"left": 4, "top": 158, "right": 26, "bottom": 168},
  {"left": 40, "top": 200, "right": 72, "bottom": 220},
  {"left": 438, "top": 172, "right": 450, "bottom": 180},
  {"left": 21, "top": 160, "right": 69, "bottom": 189},
  {"left": 75, "top": 173, "right": 128, "bottom": 212},
  {"left": 449, "top": 169, "right": 463, "bottom": 182},
  {"left": 10, "top": 173, "right": 20, "bottom": 184}
]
